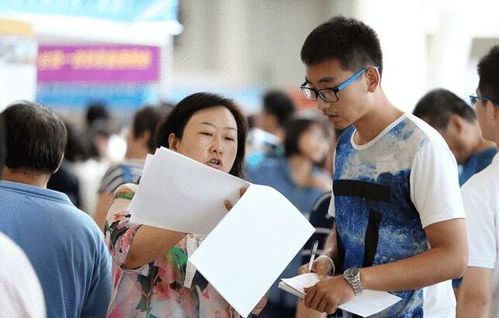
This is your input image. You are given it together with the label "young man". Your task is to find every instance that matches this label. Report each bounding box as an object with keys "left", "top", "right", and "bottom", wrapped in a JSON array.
[
  {"left": 457, "top": 45, "right": 499, "bottom": 318},
  {"left": 413, "top": 88, "right": 496, "bottom": 185},
  {"left": 0, "top": 101, "right": 112, "bottom": 318},
  {"left": 299, "top": 17, "right": 467, "bottom": 317}
]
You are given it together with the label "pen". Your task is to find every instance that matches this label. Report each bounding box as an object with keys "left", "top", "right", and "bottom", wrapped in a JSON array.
[{"left": 307, "top": 240, "right": 319, "bottom": 273}]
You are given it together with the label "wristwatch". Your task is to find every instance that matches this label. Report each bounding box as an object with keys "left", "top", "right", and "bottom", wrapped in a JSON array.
[{"left": 343, "top": 267, "right": 363, "bottom": 295}]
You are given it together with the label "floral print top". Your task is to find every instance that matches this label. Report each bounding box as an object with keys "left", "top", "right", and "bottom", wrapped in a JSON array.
[{"left": 104, "top": 183, "right": 240, "bottom": 318}]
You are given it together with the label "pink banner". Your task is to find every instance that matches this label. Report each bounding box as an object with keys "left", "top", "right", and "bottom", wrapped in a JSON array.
[{"left": 37, "top": 45, "right": 160, "bottom": 83}]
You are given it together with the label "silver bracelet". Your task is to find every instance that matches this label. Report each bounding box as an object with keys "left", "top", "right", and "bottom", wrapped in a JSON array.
[{"left": 316, "top": 254, "right": 335, "bottom": 275}]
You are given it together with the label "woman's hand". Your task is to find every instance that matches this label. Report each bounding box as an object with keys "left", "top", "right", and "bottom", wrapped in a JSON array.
[{"left": 224, "top": 187, "right": 247, "bottom": 211}]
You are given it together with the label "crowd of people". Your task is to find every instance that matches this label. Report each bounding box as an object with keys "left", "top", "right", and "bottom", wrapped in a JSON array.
[{"left": 0, "top": 15, "right": 498, "bottom": 318}]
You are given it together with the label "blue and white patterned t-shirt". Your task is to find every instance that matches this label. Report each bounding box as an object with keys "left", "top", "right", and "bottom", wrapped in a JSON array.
[{"left": 329, "top": 114, "right": 464, "bottom": 318}]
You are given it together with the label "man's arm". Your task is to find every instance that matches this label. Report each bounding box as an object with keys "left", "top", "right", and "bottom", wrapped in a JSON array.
[
  {"left": 457, "top": 267, "right": 493, "bottom": 318},
  {"left": 304, "top": 218, "right": 468, "bottom": 313}
]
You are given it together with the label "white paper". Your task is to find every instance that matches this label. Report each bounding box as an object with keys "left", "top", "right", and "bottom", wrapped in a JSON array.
[
  {"left": 129, "top": 147, "right": 249, "bottom": 234},
  {"left": 189, "top": 184, "right": 315, "bottom": 317},
  {"left": 279, "top": 273, "right": 402, "bottom": 317}
]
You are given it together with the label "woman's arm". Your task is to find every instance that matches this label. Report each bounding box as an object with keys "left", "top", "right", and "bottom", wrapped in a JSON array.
[{"left": 104, "top": 184, "right": 186, "bottom": 270}]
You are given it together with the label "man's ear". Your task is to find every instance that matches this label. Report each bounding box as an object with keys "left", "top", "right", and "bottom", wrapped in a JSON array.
[
  {"left": 168, "top": 133, "right": 179, "bottom": 151},
  {"left": 366, "top": 66, "right": 380, "bottom": 93},
  {"left": 447, "top": 114, "right": 466, "bottom": 135},
  {"left": 52, "top": 154, "right": 64, "bottom": 175},
  {"left": 138, "top": 131, "right": 151, "bottom": 146}
]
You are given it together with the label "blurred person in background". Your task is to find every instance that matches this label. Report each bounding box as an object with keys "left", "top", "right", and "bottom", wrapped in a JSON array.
[
  {"left": 413, "top": 88, "right": 496, "bottom": 185},
  {"left": 84, "top": 101, "right": 112, "bottom": 161},
  {"left": 94, "top": 105, "right": 163, "bottom": 229},
  {"left": 0, "top": 101, "right": 111, "bottom": 318},
  {"left": 246, "top": 90, "right": 296, "bottom": 168},
  {"left": 247, "top": 114, "right": 332, "bottom": 318},
  {"left": 47, "top": 119, "right": 82, "bottom": 207},
  {"left": 457, "top": 45, "right": 499, "bottom": 318}
]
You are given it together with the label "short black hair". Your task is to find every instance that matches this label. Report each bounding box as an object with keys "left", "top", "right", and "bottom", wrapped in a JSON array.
[
  {"left": 301, "top": 16, "right": 383, "bottom": 75},
  {"left": 132, "top": 106, "right": 163, "bottom": 153},
  {"left": 156, "top": 92, "right": 247, "bottom": 178},
  {"left": 413, "top": 88, "right": 476, "bottom": 129},
  {"left": 478, "top": 45, "right": 499, "bottom": 103},
  {"left": 284, "top": 116, "right": 329, "bottom": 162},
  {"left": 0, "top": 114, "right": 5, "bottom": 176},
  {"left": 85, "top": 101, "right": 109, "bottom": 127},
  {"left": 262, "top": 90, "right": 296, "bottom": 127},
  {"left": 2, "top": 101, "right": 67, "bottom": 174}
]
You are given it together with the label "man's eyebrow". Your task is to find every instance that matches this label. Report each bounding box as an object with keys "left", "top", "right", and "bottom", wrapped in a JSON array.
[
  {"left": 304, "top": 76, "right": 337, "bottom": 85},
  {"left": 200, "top": 122, "right": 236, "bottom": 131}
]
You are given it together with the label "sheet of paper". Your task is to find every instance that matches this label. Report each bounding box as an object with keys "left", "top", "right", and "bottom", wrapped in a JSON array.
[
  {"left": 280, "top": 273, "right": 402, "bottom": 317},
  {"left": 129, "top": 147, "right": 249, "bottom": 234},
  {"left": 189, "top": 184, "right": 315, "bottom": 317}
]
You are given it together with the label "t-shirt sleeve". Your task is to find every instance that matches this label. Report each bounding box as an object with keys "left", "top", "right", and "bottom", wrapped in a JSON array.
[
  {"left": 462, "top": 183, "right": 497, "bottom": 269},
  {"left": 81, "top": 231, "right": 113, "bottom": 317},
  {"left": 104, "top": 183, "right": 149, "bottom": 276},
  {"left": 410, "top": 138, "right": 465, "bottom": 228}
]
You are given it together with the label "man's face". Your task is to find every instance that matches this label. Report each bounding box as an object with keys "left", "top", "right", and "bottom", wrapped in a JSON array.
[
  {"left": 304, "top": 59, "right": 371, "bottom": 129},
  {"left": 475, "top": 89, "right": 496, "bottom": 141}
]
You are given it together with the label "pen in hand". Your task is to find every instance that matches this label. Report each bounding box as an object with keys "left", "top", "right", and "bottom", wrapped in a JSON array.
[{"left": 307, "top": 240, "right": 319, "bottom": 273}]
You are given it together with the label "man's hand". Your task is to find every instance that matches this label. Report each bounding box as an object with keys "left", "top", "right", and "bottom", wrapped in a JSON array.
[
  {"left": 303, "top": 275, "right": 354, "bottom": 314},
  {"left": 298, "top": 255, "right": 334, "bottom": 276}
]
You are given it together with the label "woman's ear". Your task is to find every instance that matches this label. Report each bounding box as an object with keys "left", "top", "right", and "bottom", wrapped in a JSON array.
[{"left": 168, "top": 133, "right": 179, "bottom": 151}]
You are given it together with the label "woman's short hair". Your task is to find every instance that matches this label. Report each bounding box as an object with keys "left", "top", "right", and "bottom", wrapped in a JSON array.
[{"left": 156, "top": 92, "right": 247, "bottom": 178}]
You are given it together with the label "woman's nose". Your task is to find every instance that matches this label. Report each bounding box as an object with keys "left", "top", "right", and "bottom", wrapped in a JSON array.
[{"left": 210, "top": 138, "right": 223, "bottom": 154}]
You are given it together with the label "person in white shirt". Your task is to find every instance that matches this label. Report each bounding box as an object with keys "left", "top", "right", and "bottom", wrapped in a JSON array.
[
  {"left": 0, "top": 230, "right": 46, "bottom": 318},
  {"left": 457, "top": 45, "right": 499, "bottom": 318}
]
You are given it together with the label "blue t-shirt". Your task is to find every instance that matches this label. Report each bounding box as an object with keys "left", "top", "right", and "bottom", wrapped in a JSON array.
[
  {"left": 459, "top": 147, "right": 497, "bottom": 185},
  {"left": 332, "top": 114, "right": 463, "bottom": 317},
  {"left": 246, "top": 157, "right": 328, "bottom": 214},
  {"left": 0, "top": 180, "right": 112, "bottom": 318}
]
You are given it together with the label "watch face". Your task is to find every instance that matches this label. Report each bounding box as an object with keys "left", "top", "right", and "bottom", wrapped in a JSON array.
[{"left": 344, "top": 267, "right": 359, "bottom": 279}]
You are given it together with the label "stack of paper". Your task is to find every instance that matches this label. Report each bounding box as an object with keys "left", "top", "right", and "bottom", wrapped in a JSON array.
[
  {"left": 279, "top": 273, "right": 402, "bottom": 317},
  {"left": 128, "top": 147, "right": 316, "bottom": 317}
]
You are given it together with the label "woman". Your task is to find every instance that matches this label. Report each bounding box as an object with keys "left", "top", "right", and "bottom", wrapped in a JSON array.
[
  {"left": 104, "top": 93, "right": 258, "bottom": 317},
  {"left": 247, "top": 114, "right": 332, "bottom": 215},
  {"left": 246, "top": 114, "right": 332, "bottom": 318}
]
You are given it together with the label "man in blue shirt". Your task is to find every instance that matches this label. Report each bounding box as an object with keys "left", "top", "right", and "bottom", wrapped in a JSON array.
[
  {"left": 413, "top": 88, "right": 497, "bottom": 185},
  {"left": 0, "top": 101, "right": 112, "bottom": 318}
]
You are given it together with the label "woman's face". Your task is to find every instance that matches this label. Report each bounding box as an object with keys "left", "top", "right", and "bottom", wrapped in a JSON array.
[
  {"left": 168, "top": 106, "right": 238, "bottom": 173},
  {"left": 297, "top": 123, "right": 329, "bottom": 163}
]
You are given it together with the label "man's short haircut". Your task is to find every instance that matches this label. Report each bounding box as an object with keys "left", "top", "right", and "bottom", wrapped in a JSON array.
[
  {"left": 478, "top": 45, "right": 499, "bottom": 103},
  {"left": 413, "top": 88, "right": 476, "bottom": 129},
  {"left": 85, "top": 101, "right": 109, "bottom": 127},
  {"left": 132, "top": 106, "right": 163, "bottom": 153},
  {"left": 301, "top": 16, "right": 383, "bottom": 75},
  {"left": 263, "top": 90, "right": 296, "bottom": 127},
  {"left": 2, "top": 101, "right": 67, "bottom": 174}
]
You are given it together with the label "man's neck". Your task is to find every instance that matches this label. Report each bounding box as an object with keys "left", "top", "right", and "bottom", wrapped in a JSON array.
[
  {"left": 1, "top": 168, "right": 50, "bottom": 188},
  {"left": 472, "top": 137, "right": 496, "bottom": 154},
  {"left": 353, "top": 95, "right": 404, "bottom": 145},
  {"left": 125, "top": 146, "right": 149, "bottom": 161}
]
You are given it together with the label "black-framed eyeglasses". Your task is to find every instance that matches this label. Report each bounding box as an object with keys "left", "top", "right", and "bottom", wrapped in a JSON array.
[
  {"left": 300, "top": 66, "right": 377, "bottom": 103},
  {"left": 469, "top": 95, "right": 499, "bottom": 108}
]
